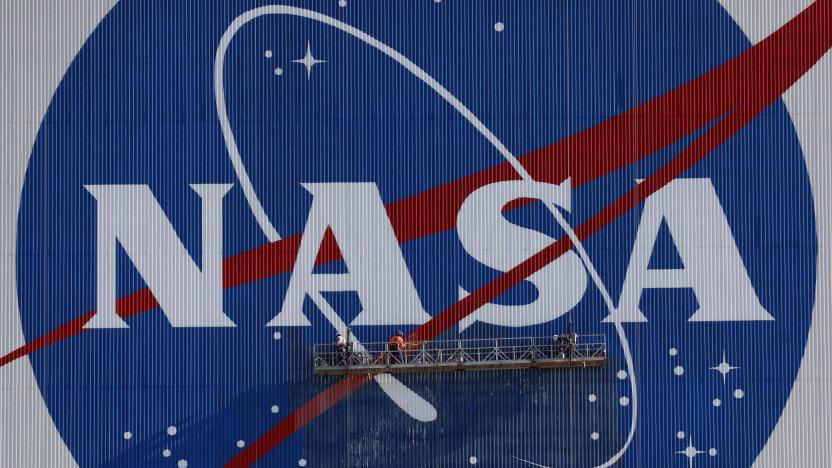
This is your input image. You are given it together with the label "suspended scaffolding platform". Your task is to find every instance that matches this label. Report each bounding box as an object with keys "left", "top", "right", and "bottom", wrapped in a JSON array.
[{"left": 313, "top": 335, "right": 608, "bottom": 376}]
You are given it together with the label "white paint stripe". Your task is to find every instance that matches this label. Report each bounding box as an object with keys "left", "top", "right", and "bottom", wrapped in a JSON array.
[
  {"left": 310, "top": 291, "right": 437, "bottom": 422},
  {"left": 215, "top": 6, "right": 447, "bottom": 420},
  {"left": 547, "top": 202, "right": 638, "bottom": 468},
  {"left": 510, "top": 454, "right": 553, "bottom": 468},
  {"left": 214, "top": 14, "right": 281, "bottom": 242},
  {"left": 215, "top": 6, "right": 637, "bottom": 463}
]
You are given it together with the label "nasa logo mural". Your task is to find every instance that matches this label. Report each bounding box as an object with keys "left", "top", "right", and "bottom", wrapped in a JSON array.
[{"left": 9, "top": 0, "right": 829, "bottom": 466}]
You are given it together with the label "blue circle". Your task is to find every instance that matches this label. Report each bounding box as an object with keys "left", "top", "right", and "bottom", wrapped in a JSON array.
[{"left": 16, "top": 1, "right": 816, "bottom": 466}]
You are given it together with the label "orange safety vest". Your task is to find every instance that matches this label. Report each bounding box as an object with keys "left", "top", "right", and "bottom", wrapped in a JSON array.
[{"left": 389, "top": 335, "right": 405, "bottom": 350}]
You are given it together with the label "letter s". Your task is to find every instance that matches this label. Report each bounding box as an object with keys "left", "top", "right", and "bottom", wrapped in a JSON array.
[{"left": 456, "top": 180, "right": 587, "bottom": 331}]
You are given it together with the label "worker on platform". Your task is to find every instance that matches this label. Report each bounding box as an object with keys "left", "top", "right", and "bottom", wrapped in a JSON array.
[
  {"left": 335, "top": 332, "right": 349, "bottom": 365},
  {"left": 566, "top": 321, "right": 578, "bottom": 358},
  {"left": 554, "top": 334, "right": 568, "bottom": 358},
  {"left": 389, "top": 330, "right": 405, "bottom": 362}
]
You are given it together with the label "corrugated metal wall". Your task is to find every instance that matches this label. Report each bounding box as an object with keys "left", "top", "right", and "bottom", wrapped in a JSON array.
[{"left": 1, "top": 1, "right": 831, "bottom": 467}]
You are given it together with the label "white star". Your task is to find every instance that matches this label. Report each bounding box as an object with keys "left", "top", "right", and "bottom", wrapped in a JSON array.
[
  {"left": 709, "top": 350, "right": 740, "bottom": 385},
  {"left": 675, "top": 436, "right": 705, "bottom": 468},
  {"left": 292, "top": 41, "right": 326, "bottom": 79}
]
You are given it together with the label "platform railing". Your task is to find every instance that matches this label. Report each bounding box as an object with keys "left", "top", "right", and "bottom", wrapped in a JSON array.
[{"left": 313, "top": 334, "right": 607, "bottom": 374}]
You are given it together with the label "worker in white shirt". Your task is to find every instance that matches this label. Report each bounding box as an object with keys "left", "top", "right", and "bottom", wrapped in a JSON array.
[{"left": 335, "top": 332, "right": 349, "bottom": 364}]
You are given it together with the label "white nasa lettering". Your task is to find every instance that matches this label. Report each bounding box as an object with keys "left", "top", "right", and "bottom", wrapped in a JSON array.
[
  {"left": 456, "top": 180, "right": 587, "bottom": 331},
  {"left": 83, "top": 184, "right": 235, "bottom": 328},
  {"left": 268, "top": 183, "right": 431, "bottom": 327},
  {"left": 605, "top": 178, "right": 774, "bottom": 323},
  {"left": 81, "top": 178, "right": 768, "bottom": 330}
]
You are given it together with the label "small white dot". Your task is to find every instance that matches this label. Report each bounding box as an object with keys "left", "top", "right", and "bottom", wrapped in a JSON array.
[
  {"left": 676, "top": 431, "right": 685, "bottom": 440},
  {"left": 237, "top": 440, "right": 245, "bottom": 448},
  {"left": 338, "top": 0, "right": 347, "bottom": 7},
  {"left": 734, "top": 389, "right": 745, "bottom": 399},
  {"left": 713, "top": 398, "right": 722, "bottom": 407},
  {"left": 494, "top": 22, "right": 505, "bottom": 32},
  {"left": 123, "top": 431, "right": 132, "bottom": 440},
  {"left": 435, "top": 0, "right": 442, "bottom": 3},
  {"left": 669, "top": 347, "right": 678, "bottom": 356},
  {"left": 709, "top": 448, "right": 718, "bottom": 456},
  {"left": 617, "top": 370, "right": 628, "bottom": 380},
  {"left": 178, "top": 460, "right": 188, "bottom": 468},
  {"left": 274, "top": 68, "right": 284, "bottom": 77},
  {"left": 469, "top": 456, "right": 478, "bottom": 464},
  {"left": 162, "top": 449, "right": 171, "bottom": 458},
  {"left": 167, "top": 426, "right": 177, "bottom": 436},
  {"left": 674, "top": 366, "right": 685, "bottom": 376},
  {"left": 590, "top": 432, "right": 600, "bottom": 441},
  {"left": 588, "top": 394, "right": 597, "bottom": 403},
  {"left": 264, "top": 50, "right": 273, "bottom": 58},
  {"left": 298, "top": 459, "right": 307, "bottom": 467},
  {"left": 619, "top": 396, "right": 630, "bottom": 407},
  {"left": 271, "top": 405, "right": 280, "bottom": 414},
  {"left": 273, "top": 331, "right": 282, "bottom": 340}
]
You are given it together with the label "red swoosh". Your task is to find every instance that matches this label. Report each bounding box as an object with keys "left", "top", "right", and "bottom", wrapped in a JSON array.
[
  {"left": 0, "top": 0, "right": 797, "bottom": 369},
  {"left": 3, "top": 0, "right": 828, "bottom": 370},
  {"left": 226, "top": 1, "right": 832, "bottom": 465}
]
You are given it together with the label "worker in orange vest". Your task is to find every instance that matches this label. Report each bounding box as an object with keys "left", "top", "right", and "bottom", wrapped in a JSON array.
[{"left": 389, "top": 330, "right": 405, "bottom": 362}]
